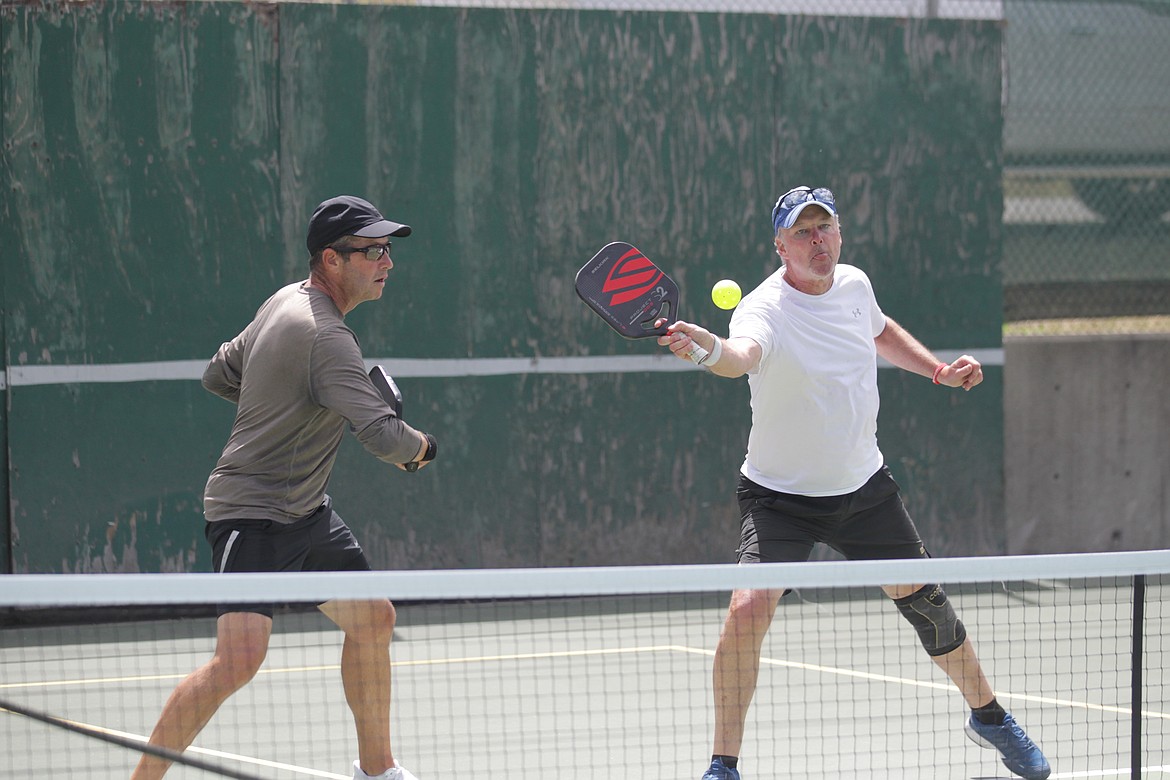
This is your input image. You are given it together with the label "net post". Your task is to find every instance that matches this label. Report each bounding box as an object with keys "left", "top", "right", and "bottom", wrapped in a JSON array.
[{"left": 1131, "top": 573, "right": 1145, "bottom": 780}]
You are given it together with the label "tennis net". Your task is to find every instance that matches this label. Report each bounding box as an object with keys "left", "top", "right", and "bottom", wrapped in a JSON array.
[{"left": 2, "top": 551, "right": 1167, "bottom": 779}]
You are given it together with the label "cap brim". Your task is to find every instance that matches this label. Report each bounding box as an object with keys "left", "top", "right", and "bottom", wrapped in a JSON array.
[
  {"left": 778, "top": 201, "right": 836, "bottom": 230},
  {"left": 354, "top": 219, "right": 412, "bottom": 238}
]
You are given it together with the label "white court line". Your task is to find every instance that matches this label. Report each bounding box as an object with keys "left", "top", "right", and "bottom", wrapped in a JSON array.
[
  {"left": 1050, "top": 769, "right": 1170, "bottom": 778},
  {"left": 671, "top": 645, "right": 1170, "bottom": 721},
  {"left": 10, "top": 642, "right": 1168, "bottom": 723},
  {"left": 674, "top": 646, "right": 1170, "bottom": 777},
  {"left": 0, "top": 646, "right": 684, "bottom": 780},
  {"left": 7, "top": 703, "right": 1167, "bottom": 780},
  {"left": 0, "top": 707, "right": 348, "bottom": 779},
  {"left": 6, "top": 642, "right": 1168, "bottom": 777}
]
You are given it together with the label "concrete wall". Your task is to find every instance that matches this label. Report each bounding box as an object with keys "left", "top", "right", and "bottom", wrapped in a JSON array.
[{"left": 1004, "top": 334, "right": 1170, "bottom": 554}]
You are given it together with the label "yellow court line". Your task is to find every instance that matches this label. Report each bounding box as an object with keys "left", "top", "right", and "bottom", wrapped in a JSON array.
[
  {"left": 0, "top": 644, "right": 685, "bottom": 690},
  {"left": 2, "top": 672, "right": 200, "bottom": 690},
  {"left": 389, "top": 643, "right": 686, "bottom": 667}
]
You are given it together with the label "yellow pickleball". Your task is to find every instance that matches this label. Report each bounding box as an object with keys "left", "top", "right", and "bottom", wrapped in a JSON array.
[{"left": 711, "top": 279, "right": 742, "bottom": 310}]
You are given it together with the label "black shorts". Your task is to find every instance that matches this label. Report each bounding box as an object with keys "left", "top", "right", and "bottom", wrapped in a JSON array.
[
  {"left": 735, "top": 466, "right": 928, "bottom": 564},
  {"left": 205, "top": 497, "right": 371, "bottom": 617}
]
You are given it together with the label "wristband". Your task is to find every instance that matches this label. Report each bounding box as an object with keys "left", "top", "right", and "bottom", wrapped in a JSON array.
[
  {"left": 421, "top": 432, "right": 438, "bottom": 462},
  {"left": 698, "top": 337, "right": 723, "bottom": 367},
  {"left": 931, "top": 362, "right": 947, "bottom": 385}
]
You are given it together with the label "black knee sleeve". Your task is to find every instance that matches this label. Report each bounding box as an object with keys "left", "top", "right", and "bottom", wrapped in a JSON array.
[{"left": 893, "top": 584, "right": 967, "bottom": 657}]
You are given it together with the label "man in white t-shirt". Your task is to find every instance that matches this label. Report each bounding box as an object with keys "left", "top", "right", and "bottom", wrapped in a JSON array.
[{"left": 658, "top": 186, "right": 1050, "bottom": 780}]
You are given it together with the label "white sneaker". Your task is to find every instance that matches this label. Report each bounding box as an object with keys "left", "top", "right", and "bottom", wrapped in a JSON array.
[{"left": 352, "top": 760, "right": 419, "bottom": 780}]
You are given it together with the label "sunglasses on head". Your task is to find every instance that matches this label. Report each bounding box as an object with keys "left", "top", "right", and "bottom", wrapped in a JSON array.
[{"left": 772, "top": 186, "right": 836, "bottom": 229}]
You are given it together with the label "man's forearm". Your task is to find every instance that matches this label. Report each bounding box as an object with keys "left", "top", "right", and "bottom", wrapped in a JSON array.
[{"left": 874, "top": 317, "right": 941, "bottom": 378}]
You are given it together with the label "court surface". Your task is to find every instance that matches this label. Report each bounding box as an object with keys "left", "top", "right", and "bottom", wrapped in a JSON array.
[{"left": 2, "top": 579, "right": 1167, "bottom": 779}]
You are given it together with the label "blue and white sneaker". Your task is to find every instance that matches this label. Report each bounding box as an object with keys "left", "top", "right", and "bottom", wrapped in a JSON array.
[
  {"left": 965, "top": 712, "right": 1051, "bottom": 780},
  {"left": 701, "top": 757, "right": 741, "bottom": 780}
]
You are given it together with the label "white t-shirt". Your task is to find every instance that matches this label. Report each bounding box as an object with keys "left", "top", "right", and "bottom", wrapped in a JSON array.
[{"left": 729, "top": 263, "right": 888, "bottom": 496}]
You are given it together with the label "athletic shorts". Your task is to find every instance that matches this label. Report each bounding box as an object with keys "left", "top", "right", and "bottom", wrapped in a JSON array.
[
  {"left": 735, "top": 466, "right": 929, "bottom": 564},
  {"left": 205, "top": 497, "right": 371, "bottom": 617}
]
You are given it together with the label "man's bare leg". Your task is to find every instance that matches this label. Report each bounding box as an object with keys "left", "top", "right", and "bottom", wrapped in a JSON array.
[
  {"left": 319, "top": 598, "right": 397, "bottom": 777},
  {"left": 711, "top": 588, "right": 785, "bottom": 757},
  {"left": 131, "top": 612, "right": 272, "bottom": 780}
]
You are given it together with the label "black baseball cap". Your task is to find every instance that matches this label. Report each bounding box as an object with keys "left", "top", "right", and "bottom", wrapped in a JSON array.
[{"left": 306, "top": 195, "right": 412, "bottom": 255}]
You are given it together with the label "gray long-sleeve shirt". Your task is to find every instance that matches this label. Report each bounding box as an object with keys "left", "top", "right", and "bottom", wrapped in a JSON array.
[{"left": 202, "top": 281, "right": 422, "bottom": 524}]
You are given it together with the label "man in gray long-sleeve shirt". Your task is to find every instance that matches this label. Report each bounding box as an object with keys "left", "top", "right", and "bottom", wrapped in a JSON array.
[{"left": 133, "top": 195, "right": 434, "bottom": 780}]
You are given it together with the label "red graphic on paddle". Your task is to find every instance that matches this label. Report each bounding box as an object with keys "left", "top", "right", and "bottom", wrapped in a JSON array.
[{"left": 601, "top": 247, "right": 665, "bottom": 307}]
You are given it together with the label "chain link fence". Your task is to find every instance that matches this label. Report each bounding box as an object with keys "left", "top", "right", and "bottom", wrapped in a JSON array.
[{"left": 1003, "top": 0, "right": 1170, "bottom": 331}]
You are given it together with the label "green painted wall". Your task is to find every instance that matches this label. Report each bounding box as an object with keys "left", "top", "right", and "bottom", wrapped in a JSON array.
[{"left": 1, "top": 3, "right": 1004, "bottom": 573}]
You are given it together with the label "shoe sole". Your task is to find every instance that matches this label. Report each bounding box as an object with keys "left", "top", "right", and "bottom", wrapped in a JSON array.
[{"left": 965, "top": 721, "right": 996, "bottom": 750}]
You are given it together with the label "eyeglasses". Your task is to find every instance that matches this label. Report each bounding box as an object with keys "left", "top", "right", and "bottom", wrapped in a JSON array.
[
  {"left": 772, "top": 186, "right": 836, "bottom": 230},
  {"left": 330, "top": 243, "right": 392, "bottom": 261}
]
